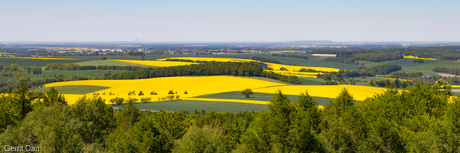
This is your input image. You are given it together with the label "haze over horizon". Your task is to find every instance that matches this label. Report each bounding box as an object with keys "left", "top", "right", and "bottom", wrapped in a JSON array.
[{"left": 1, "top": 0, "right": 459, "bottom": 42}]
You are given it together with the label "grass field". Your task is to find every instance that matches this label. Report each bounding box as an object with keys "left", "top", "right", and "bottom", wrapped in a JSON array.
[
  {"left": 195, "top": 91, "right": 335, "bottom": 105},
  {"left": 75, "top": 60, "right": 149, "bottom": 67},
  {"left": 0, "top": 76, "right": 14, "bottom": 83},
  {"left": 33, "top": 85, "right": 109, "bottom": 94},
  {"left": 0, "top": 58, "right": 85, "bottom": 66},
  {"left": 122, "top": 100, "right": 269, "bottom": 113},
  {"left": 109, "top": 59, "right": 197, "bottom": 67},
  {"left": 361, "top": 59, "right": 460, "bottom": 76},
  {"left": 299, "top": 77, "right": 325, "bottom": 85},
  {"left": 21, "top": 70, "right": 131, "bottom": 82},
  {"left": 399, "top": 60, "right": 460, "bottom": 76},
  {"left": 387, "top": 58, "right": 438, "bottom": 67}
]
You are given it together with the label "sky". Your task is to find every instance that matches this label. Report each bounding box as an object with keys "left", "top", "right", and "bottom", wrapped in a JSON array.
[{"left": 1, "top": 0, "right": 459, "bottom": 42}]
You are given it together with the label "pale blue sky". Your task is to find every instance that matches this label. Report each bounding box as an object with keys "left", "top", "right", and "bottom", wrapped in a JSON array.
[{"left": 1, "top": 0, "right": 459, "bottom": 42}]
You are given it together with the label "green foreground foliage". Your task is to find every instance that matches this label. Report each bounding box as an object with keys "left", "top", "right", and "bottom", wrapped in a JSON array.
[{"left": 1, "top": 81, "right": 460, "bottom": 152}]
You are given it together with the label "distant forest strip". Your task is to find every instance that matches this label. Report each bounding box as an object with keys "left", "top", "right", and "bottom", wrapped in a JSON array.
[
  {"left": 312, "top": 46, "right": 460, "bottom": 61},
  {"left": 317, "top": 64, "right": 402, "bottom": 80},
  {"left": 322, "top": 53, "right": 403, "bottom": 65},
  {"left": 106, "top": 62, "right": 303, "bottom": 84},
  {"left": 390, "top": 72, "right": 424, "bottom": 79},
  {"left": 271, "top": 53, "right": 308, "bottom": 60},
  {"left": 44, "top": 63, "right": 144, "bottom": 71},
  {"left": 433, "top": 67, "right": 460, "bottom": 75}
]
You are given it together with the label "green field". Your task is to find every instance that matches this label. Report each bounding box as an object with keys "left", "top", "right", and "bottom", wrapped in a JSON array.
[
  {"left": 24, "top": 70, "right": 131, "bottom": 81},
  {"left": 399, "top": 60, "right": 460, "bottom": 76},
  {"left": 299, "top": 77, "right": 325, "bottom": 85},
  {"left": 0, "top": 58, "right": 85, "bottom": 66},
  {"left": 115, "top": 100, "right": 270, "bottom": 113},
  {"left": 386, "top": 58, "right": 438, "bottom": 67},
  {"left": 75, "top": 60, "right": 149, "bottom": 66},
  {"left": 33, "top": 85, "right": 109, "bottom": 94},
  {"left": 0, "top": 75, "right": 14, "bottom": 83},
  {"left": 195, "top": 91, "right": 337, "bottom": 106},
  {"left": 0, "top": 70, "right": 132, "bottom": 83},
  {"left": 361, "top": 58, "right": 460, "bottom": 76}
]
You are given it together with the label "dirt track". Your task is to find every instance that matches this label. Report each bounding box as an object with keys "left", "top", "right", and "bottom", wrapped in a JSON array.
[{"left": 437, "top": 73, "right": 460, "bottom": 77}]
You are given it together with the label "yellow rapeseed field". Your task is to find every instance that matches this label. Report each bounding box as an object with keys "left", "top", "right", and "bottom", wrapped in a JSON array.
[
  {"left": 252, "top": 85, "right": 387, "bottom": 101},
  {"left": 265, "top": 63, "right": 340, "bottom": 72},
  {"left": 156, "top": 57, "right": 257, "bottom": 62},
  {"left": 403, "top": 55, "right": 438, "bottom": 60},
  {"left": 43, "top": 76, "right": 285, "bottom": 104},
  {"left": 263, "top": 70, "right": 321, "bottom": 78},
  {"left": 109, "top": 59, "right": 197, "bottom": 67},
  {"left": 42, "top": 75, "right": 390, "bottom": 105}
]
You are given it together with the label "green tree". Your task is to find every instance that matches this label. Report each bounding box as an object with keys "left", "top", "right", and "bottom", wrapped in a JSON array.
[
  {"left": 173, "top": 126, "right": 226, "bottom": 153},
  {"left": 369, "top": 79, "right": 375, "bottom": 86},
  {"left": 168, "top": 90, "right": 174, "bottom": 94},
  {"left": 241, "top": 88, "right": 253, "bottom": 98},
  {"left": 39, "top": 87, "right": 67, "bottom": 106},
  {"left": 394, "top": 78, "right": 401, "bottom": 88},
  {"left": 237, "top": 90, "right": 323, "bottom": 152},
  {"left": 106, "top": 117, "right": 174, "bottom": 152},
  {"left": 103, "top": 70, "right": 113, "bottom": 77},
  {"left": 13, "top": 83, "right": 33, "bottom": 119}
]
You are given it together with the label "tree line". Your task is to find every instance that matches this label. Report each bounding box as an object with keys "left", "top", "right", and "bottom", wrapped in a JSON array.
[
  {"left": 390, "top": 72, "right": 424, "bottom": 79},
  {"left": 44, "top": 63, "right": 144, "bottom": 71},
  {"left": 105, "top": 62, "right": 303, "bottom": 84},
  {"left": 1, "top": 81, "right": 459, "bottom": 152},
  {"left": 322, "top": 53, "right": 403, "bottom": 65},
  {"left": 433, "top": 67, "right": 460, "bottom": 75},
  {"left": 312, "top": 46, "right": 460, "bottom": 61},
  {"left": 317, "top": 64, "right": 402, "bottom": 80}
]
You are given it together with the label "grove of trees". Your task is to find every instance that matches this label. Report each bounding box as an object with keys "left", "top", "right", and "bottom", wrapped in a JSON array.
[
  {"left": 1, "top": 81, "right": 459, "bottom": 152},
  {"left": 44, "top": 63, "right": 144, "bottom": 71},
  {"left": 434, "top": 67, "right": 460, "bottom": 75}
]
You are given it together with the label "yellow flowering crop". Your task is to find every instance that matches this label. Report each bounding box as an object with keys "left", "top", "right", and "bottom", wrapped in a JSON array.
[
  {"left": 266, "top": 63, "right": 340, "bottom": 72},
  {"left": 156, "top": 57, "right": 258, "bottom": 62},
  {"left": 43, "top": 76, "right": 285, "bottom": 104},
  {"left": 109, "top": 59, "right": 197, "bottom": 67},
  {"left": 253, "top": 85, "right": 386, "bottom": 101},
  {"left": 403, "top": 55, "right": 437, "bottom": 60}
]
